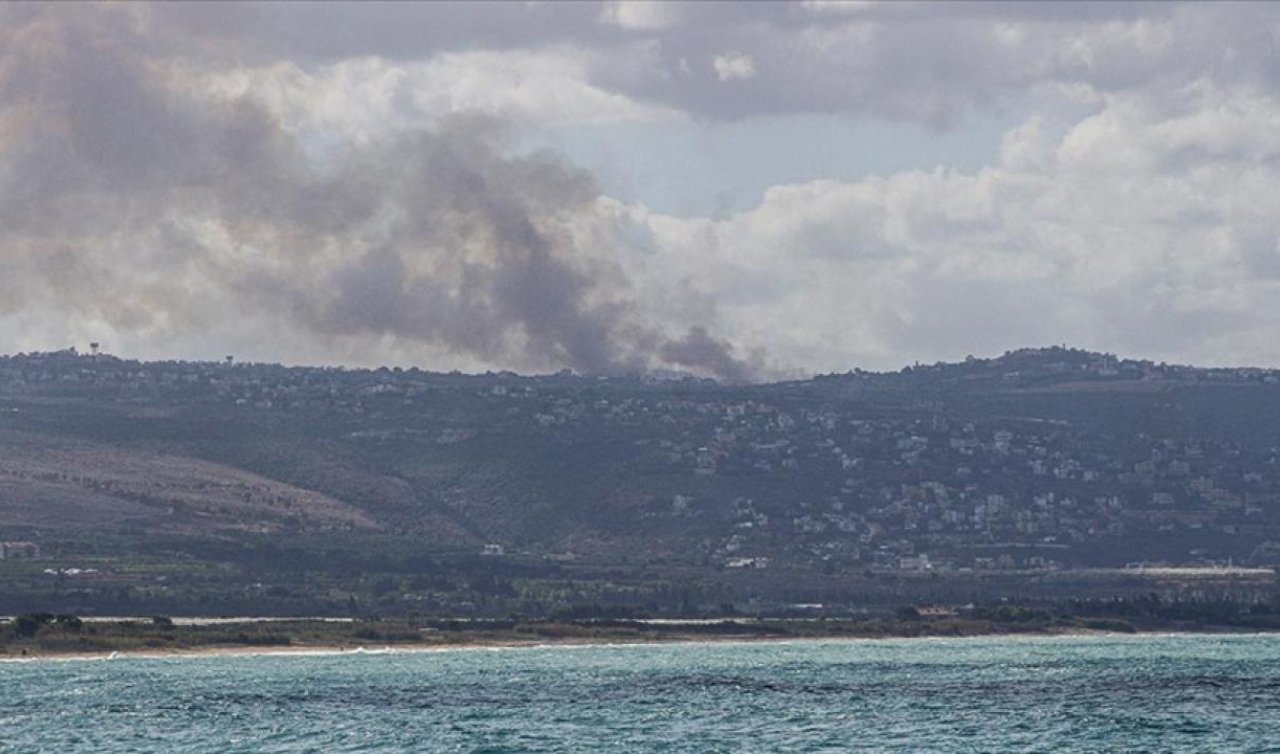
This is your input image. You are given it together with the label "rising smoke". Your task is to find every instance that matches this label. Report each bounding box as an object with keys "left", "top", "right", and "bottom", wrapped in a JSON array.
[{"left": 0, "top": 4, "right": 760, "bottom": 380}]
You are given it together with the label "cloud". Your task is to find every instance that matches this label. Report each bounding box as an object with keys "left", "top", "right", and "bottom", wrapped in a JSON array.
[
  {"left": 598, "top": 1, "right": 682, "bottom": 32},
  {"left": 595, "top": 3, "right": 1280, "bottom": 124},
  {"left": 0, "top": 4, "right": 754, "bottom": 379},
  {"left": 799, "top": 1, "right": 881, "bottom": 14},
  {"left": 39, "top": 2, "right": 1280, "bottom": 127},
  {"left": 203, "top": 48, "right": 682, "bottom": 138},
  {"left": 712, "top": 53, "right": 755, "bottom": 82},
  {"left": 618, "top": 83, "right": 1280, "bottom": 371},
  {"left": 6, "top": 1, "right": 1280, "bottom": 378}
]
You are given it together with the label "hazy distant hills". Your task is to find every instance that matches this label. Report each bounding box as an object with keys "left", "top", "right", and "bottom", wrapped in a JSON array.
[{"left": 2, "top": 346, "right": 1280, "bottom": 615}]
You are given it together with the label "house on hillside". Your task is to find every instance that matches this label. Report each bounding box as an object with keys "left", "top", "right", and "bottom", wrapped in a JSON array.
[
  {"left": 0, "top": 541, "right": 39, "bottom": 559},
  {"left": 917, "top": 605, "right": 957, "bottom": 618}
]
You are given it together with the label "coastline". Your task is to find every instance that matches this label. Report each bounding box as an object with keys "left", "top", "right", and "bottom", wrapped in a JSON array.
[{"left": 5, "top": 624, "right": 1277, "bottom": 663}]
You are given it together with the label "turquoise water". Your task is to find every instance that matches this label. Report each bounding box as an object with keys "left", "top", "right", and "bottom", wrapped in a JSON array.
[{"left": 3, "top": 634, "right": 1280, "bottom": 752}]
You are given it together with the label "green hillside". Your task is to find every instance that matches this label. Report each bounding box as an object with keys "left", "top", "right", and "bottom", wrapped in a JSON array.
[{"left": 2, "top": 347, "right": 1278, "bottom": 617}]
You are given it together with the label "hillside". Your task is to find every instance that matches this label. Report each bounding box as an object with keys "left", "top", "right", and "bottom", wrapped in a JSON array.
[{"left": 1, "top": 346, "right": 1278, "bottom": 616}]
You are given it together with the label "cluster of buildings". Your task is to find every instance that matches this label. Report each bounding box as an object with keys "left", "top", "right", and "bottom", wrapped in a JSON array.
[
  {"left": 0, "top": 541, "right": 39, "bottom": 559},
  {"left": 3, "top": 347, "right": 1280, "bottom": 573},
  {"left": 642, "top": 402, "right": 1279, "bottom": 571}
]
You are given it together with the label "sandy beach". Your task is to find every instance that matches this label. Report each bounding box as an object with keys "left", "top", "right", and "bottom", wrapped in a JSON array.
[{"left": 2, "top": 625, "right": 1228, "bottom": 663}]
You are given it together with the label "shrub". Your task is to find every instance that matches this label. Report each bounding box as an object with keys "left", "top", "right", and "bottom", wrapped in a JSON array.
[{"left": 13, "top": 613, "right": 55, "bottom": 638}]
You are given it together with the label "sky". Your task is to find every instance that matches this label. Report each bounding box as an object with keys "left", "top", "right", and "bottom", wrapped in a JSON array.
[{"left": 3, "top": 1, "right": 1280, "bottom": 379}]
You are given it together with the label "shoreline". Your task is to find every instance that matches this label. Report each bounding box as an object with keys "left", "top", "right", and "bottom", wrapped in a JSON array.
[{"left": 5, "top": 625, "right": 1278, "bottom": 663}]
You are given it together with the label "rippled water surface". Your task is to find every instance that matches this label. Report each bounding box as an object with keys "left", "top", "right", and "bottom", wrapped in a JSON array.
[{"left": 4, "top": 634, "right": 1280, "bottom": 752}]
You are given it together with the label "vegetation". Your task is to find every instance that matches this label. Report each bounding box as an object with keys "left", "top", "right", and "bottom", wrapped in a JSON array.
[
  {"left": 7, "top": 595, "right": 1280, "bottom": 658},
  {"left": 2, "top": 346, "right": 1279, "bottom": 617}
]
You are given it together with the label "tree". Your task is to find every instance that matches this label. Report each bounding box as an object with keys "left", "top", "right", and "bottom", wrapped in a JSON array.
[{"left": 13, "top": 613, "right": 54, "bottom": 638}]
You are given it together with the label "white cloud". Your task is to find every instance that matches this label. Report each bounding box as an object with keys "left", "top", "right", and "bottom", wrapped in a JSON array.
[
  {"left": 600, "top": 84, "right": 1280, "bottom": 372},
  {"left": 9, "top": 2, "right": 1280, "bottom": 377},
  {"left": 598, "top": 1, "right": 682, "bottom": 32},
  {"left": 582, "top": 3, "right": 1280, "bottom": 124},
  {"left": 800, "top": 1, "right": 882, "bottom": 14},
  {"left": 712, "top": 52, "right": 755, "bottom": 82},
  {"left": 202, "top": 48, "right": 682, "bottom": 136},
  {"left": 104, "top": 2, "right": 1280, "bottom": 125}
]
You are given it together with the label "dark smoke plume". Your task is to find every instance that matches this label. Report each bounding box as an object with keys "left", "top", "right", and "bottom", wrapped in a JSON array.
[{"left": 0, "top": 4, "right": 760, "bottom": 380}]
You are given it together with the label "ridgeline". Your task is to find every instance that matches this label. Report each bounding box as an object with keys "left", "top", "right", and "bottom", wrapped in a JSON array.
[{"left": 1, "top": 346, "right": 1278, "bottom": 619}]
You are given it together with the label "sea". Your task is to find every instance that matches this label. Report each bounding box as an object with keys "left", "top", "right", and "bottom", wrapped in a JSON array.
[{"left": 3, "top": 634, "right": 1280, "bottom": 752}]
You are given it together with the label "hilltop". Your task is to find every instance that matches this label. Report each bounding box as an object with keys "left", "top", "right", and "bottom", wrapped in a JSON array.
[{"left": 1, "top": 346, "right": 1278, "bottom": 617}]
